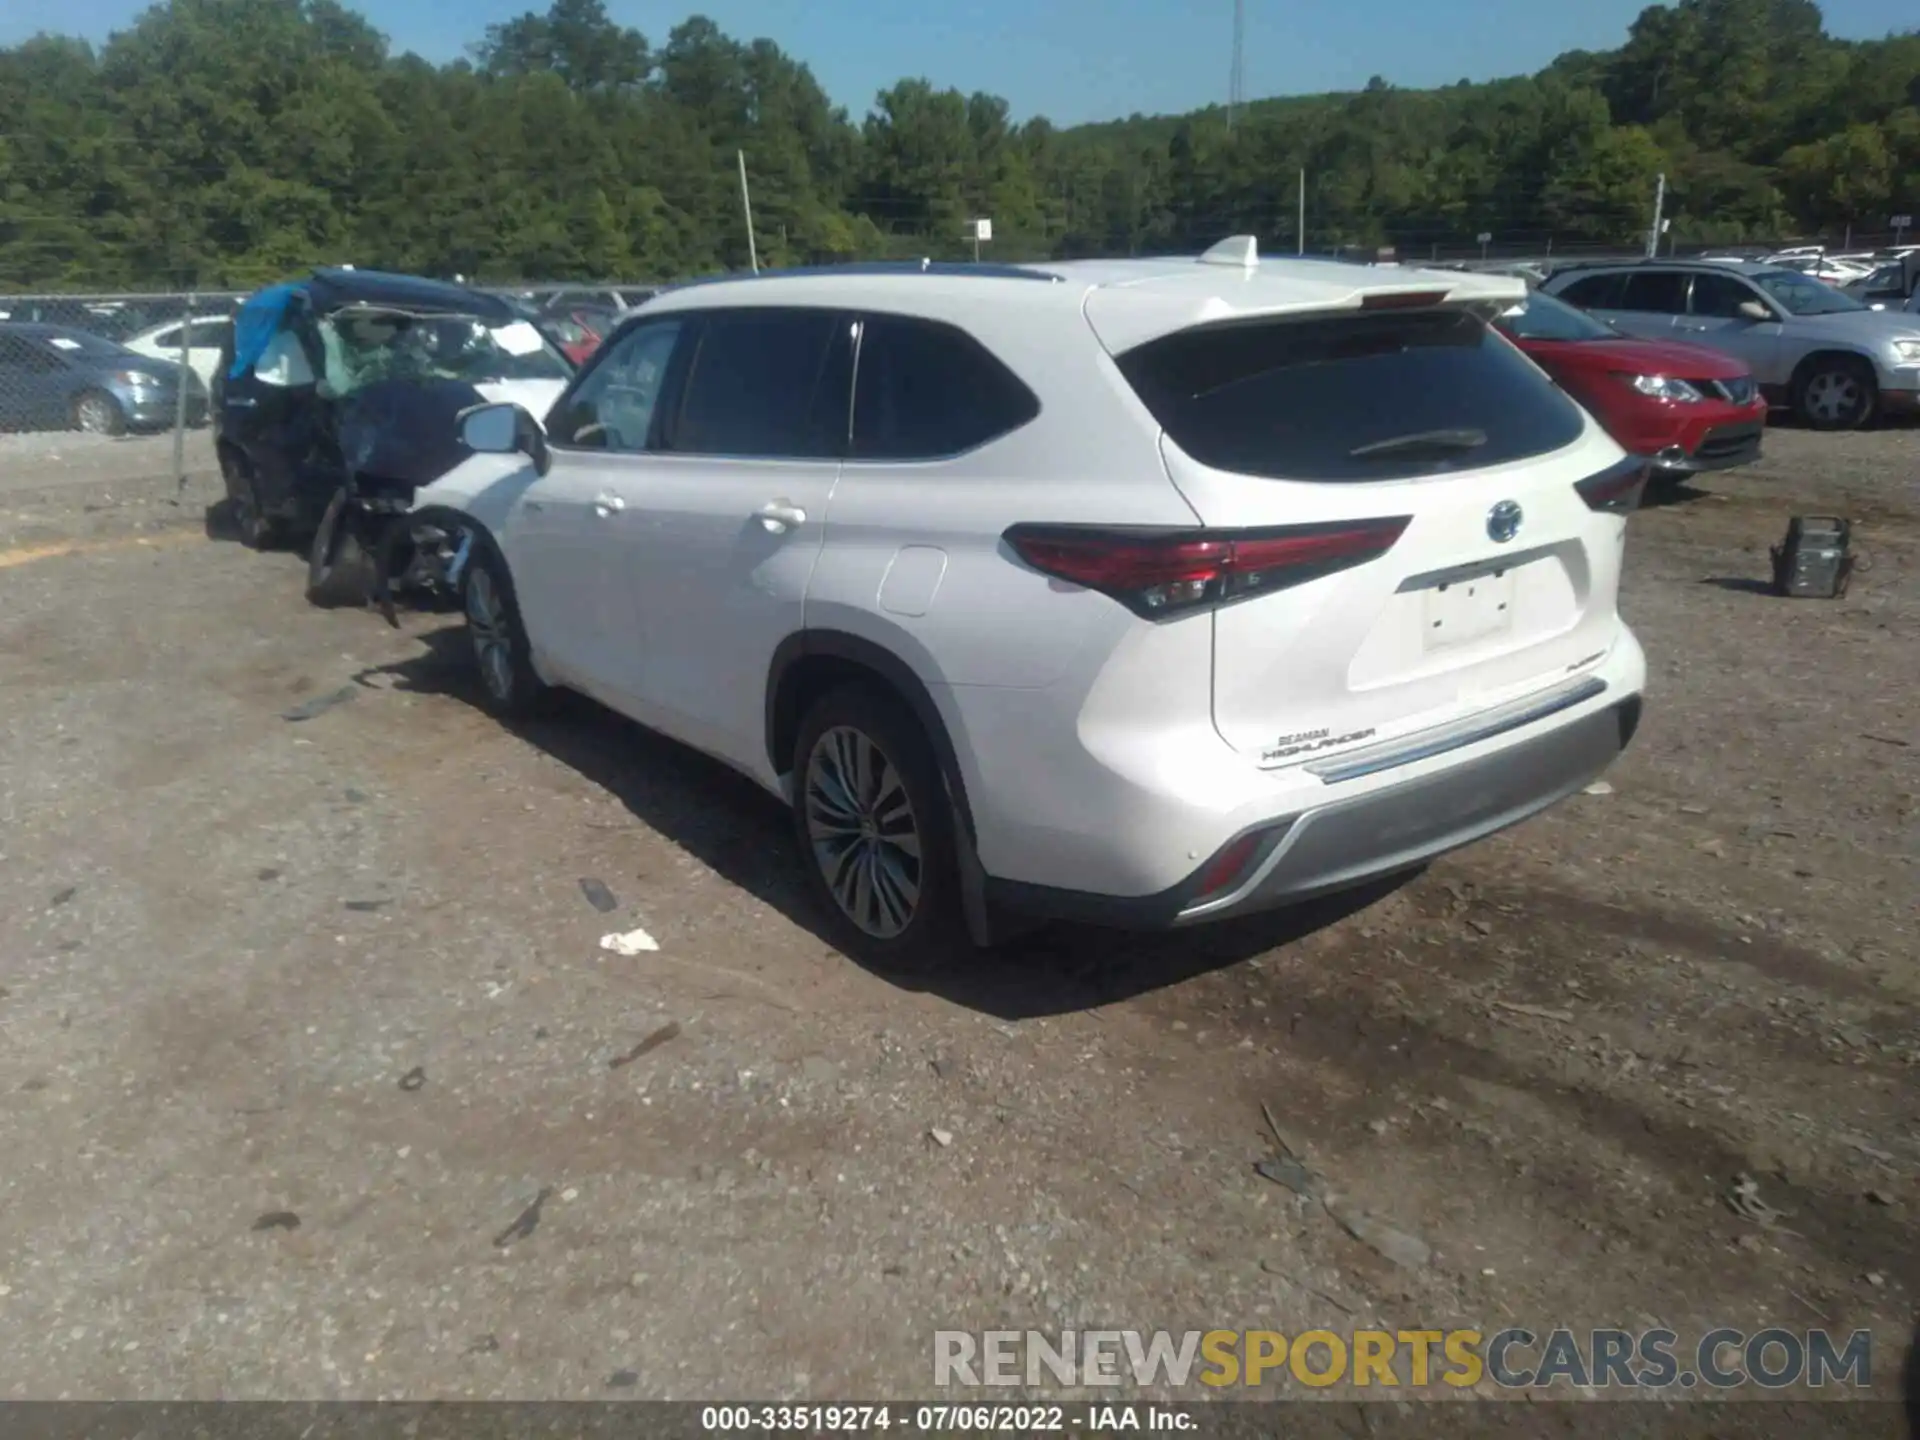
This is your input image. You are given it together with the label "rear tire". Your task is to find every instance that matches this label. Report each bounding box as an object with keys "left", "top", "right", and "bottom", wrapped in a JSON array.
[
  {"left": 1793, "top": 356, "right": 1876, "bottom": 431},
  {"left": 72, "top": 390, "right": 125, "bottom": 437},
  {"left": 791, "top": 683, "right": 964, "bottom": 974},
  {"left": 459, "top": 534, "right": 550, "bottom": 720},
  {"left": 306, "top": 489, "right": 377, "bottom": 608}
]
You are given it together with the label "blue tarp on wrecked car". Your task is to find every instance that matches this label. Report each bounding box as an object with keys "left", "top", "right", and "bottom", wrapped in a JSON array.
[{"left": 228, "top": 283, "right": 300, "bottom": 381}]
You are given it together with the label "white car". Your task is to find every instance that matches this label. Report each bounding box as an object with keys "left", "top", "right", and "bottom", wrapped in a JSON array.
[
  {"left": 123, "top": 314, "right": 234, "bottom": 389},
  {"left": 415, "top": 238, "right": 1648, "bottom": 967}
]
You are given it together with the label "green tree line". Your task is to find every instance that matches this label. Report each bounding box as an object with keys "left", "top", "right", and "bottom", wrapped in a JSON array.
[{"left": 0, "top": 0, "right": 1914, "bottom": 289}]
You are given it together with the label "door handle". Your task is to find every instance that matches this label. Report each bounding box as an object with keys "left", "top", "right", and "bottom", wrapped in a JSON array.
[
  {"left": 226, "top": 397, "right": 256, "bottom": 408},
  {"left": 756, "top": 499, "right": 807, "bottom": 534},
  {"left": 593, "top": 491, "right": 626, "bottom": 516}
]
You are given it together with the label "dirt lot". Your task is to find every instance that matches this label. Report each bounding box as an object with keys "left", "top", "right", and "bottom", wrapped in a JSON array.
[{"left": 0, "top": 425, "right": 1915, "bottom": 1413}]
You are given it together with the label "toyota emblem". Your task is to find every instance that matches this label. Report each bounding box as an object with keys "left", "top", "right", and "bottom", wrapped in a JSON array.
[{"left": 1486, "top": 500, "right": 1523, "bottom": 544}]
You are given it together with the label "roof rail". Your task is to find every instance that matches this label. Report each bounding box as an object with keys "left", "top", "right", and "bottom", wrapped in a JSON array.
[{"left": 664, "top": 260, "right": 1065, "bottom": 291}]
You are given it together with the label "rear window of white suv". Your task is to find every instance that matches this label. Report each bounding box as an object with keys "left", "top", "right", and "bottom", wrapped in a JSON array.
[{"left": 1116, "top": 308, "right": 1586, "bottom": 481}]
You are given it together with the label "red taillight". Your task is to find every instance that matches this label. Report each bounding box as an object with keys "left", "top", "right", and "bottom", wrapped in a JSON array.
[
  {"left": 1575, "top": 456, "right": 1650, "bottom": 516},
  {"left": 1003, "top": 517, "right": 1410, "bottom": 619}
]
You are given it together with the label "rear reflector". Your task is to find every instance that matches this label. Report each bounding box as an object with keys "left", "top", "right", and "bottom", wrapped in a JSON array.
[
  {"left": 1004, "top": 517, "right": 1410, "bottom": 619},
  {"left": 1191, "top": 831, "right": 1267, "bottom": 901},
  {"left": 1361, "top": 290, "right": 1450, "bottom": 310},
  {"left": 1575, "top": 456, "right": 1650, "bottom": 515}
]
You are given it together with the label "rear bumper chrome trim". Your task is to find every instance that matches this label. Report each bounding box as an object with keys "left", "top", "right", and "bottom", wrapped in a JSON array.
[{"left": 1304, "top": 673, "right": 1609, "bottom": 784}]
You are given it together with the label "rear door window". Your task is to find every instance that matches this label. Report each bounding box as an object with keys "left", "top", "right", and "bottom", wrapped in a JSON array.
[
  {"left": 1618, "top": 271, "right": 1689, "bottom": 314},
  {"left": 1689, "top": 272, "right": 1760, "bottom": 318},
  {"left": 850, "top": 314, "right": 1040, "bottom": 460},
  {"left": 1115, "top": 308, "right": 1585, "bottom": 482},
  {"left": 661, "top": 308, "right": 851, "bottom": 460},
  {"left": 1555, "top": 273, "right": 1626, "bottom": 309}
]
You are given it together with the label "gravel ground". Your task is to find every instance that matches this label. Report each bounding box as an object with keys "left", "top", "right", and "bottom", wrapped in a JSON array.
[
  {"left": 0, "top": 428, "right": 217, "bottom": 496},
  {"left": 0, "top": 424, "right": 1915, "bottom": 1408}
]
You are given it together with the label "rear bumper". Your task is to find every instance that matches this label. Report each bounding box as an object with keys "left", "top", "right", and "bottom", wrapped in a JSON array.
[{"left": 984, "top": 677, "right": 1643, "bottom": 932}]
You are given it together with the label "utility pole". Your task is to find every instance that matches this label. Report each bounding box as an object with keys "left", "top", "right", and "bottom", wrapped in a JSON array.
[
  {"left": 737, "top": 149, "right": 759, "bottom": 274},
  {"left": 1645, "top": 172, "right": 1666, "bottom": 259},
  {"left": 1297, "top": 168, "right": 1306, "bottom": 255},
  {"left": 1228, "top": 0, "right": 1245, "bottom": 133}
]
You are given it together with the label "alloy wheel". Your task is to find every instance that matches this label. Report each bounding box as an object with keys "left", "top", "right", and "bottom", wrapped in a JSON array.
[
  {"left": 76, "top": 395, "right": 117, "bottom": 434},
  {"left": 1804, "top": 370, "right": 1863, "bottom": 426},
  {"left": 465, "top": 567, "right": 515, "bottom": 703},
  {"left": 803, "top": 725, "right": 923, "bottom": 939}
]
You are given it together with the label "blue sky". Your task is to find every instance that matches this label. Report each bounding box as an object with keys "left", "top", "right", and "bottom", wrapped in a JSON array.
[{"left": 3, "top": 0, "right": 1912, "bottom": 125}]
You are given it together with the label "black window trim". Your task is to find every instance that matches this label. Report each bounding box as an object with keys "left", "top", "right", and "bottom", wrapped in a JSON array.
[{"left": 842, "top": 308, "right": 1043, "bottom": 466}]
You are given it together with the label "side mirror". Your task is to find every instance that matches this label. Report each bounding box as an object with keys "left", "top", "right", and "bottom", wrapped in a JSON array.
[
  {"left": 1736, "top": 300, "right": 1772, "bottom": 322},
  {"left": 460, "top": 401, "right": 550, "bottom": 476}
]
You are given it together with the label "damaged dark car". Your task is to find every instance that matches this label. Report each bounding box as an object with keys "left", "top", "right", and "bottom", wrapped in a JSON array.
[{"left": 212, "top": 268, "right": 573, "bottom": 606}]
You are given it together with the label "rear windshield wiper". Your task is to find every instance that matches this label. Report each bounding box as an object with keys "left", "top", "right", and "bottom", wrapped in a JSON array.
[{"left": 1348, "top": 427, "right": 1489, "bottom": 459}]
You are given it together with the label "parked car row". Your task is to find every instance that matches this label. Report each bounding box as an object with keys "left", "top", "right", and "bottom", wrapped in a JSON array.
[
  {"left": 0, "top": 321, "right": 210, "bottom": 434},
  {"left": 203, "top": 240, "right": 1649, "bottom": 967},
  {"left": 1540, "top": 257, "right": 1920, "bottom": 430}
]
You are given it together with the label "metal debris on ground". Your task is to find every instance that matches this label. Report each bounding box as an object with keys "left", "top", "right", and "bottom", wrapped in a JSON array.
[
  {"left": 1726, "top": 1173, "right": 1794, "bottom": 1229},
  {"left": 929, "top": 1128, "right": 954, "bottom": 1148},
  {"left": 492, "top": 1186, "right": 553, "bottom": 1248},
  {"left": 599, "top": 926, "right": 659, "bottom": 956},
  {"left": 1860, "top": 733, "right": 1910, "bottom": 748},
  {"left": 1323, "top": 1195, "right": 1432, "bottom": 1270},
  {"left": 1253, "top": 1101, "right": 1326, "bottom": 1198},
  {"left": 609, "top": 1021, "right": 681, "bottom": 1070},
  {"left": 281, "top": 686, "right": 357, "bottom": 722},
  {"left": 1255, "top": 1155, "right": 1325, "bottom": 1200},
  {"left": 579, "top": 878, "right": 619, "bottom": 913},
  {"left": 251, "top": 1211, "right": 300, "bottom": 1232},
  {"left": 397, "top": 1066, "right": 426, "bottom": 1092}
]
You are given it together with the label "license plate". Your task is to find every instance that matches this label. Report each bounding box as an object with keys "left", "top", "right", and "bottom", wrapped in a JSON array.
[{"left": 1421, "top": 567, "right": 1515, "bottom": 651}]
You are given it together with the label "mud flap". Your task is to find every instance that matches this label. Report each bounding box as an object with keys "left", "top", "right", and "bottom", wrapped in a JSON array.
[{"left": 946, "top": 776, "right": 1034, "bottom": 950}]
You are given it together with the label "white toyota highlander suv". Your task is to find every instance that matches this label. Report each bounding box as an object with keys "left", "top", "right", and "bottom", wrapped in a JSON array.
[{"left": 415, "top": 237, "right": 1648, "bottom": 968}]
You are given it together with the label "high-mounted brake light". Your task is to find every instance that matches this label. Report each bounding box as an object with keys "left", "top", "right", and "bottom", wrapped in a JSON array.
[
  {"left": 1003, "top": 518, "right": 1411, "bottom": 620},
  {"left": 1575, "top": 456, "right": 1650, "bottom": 516},
  {"left": 1361, "top": 290, "right": 1450, "bottom": 310}
]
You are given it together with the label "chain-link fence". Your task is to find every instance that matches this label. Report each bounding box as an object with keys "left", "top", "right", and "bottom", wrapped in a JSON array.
[{"left": 0, "top": 290, "right": 249, "bottom": 501}]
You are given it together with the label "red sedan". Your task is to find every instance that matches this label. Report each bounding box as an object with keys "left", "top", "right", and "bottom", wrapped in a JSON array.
[
  {"left": 1496, "top": 289, "right": 1767, "bottom": 480},
  {"left": 542, "top": 305, "right": 619, "bottom": 367}
]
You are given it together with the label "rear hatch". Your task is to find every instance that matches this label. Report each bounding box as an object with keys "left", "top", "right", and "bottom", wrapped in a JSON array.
[{"left": 1100, "top": 291, "right": 1635, "bottom": 770}]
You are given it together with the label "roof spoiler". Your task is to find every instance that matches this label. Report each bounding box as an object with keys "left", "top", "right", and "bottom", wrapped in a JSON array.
[{"left": 1199, "top": 235, "right": 1259, "bottom": 270}]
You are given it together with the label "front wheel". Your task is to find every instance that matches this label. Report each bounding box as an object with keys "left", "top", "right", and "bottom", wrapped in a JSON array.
[
  {"left": 72, "top": 390, "right": 126, "bottom": 437},
  {"left": 460, "top": 538, "right": 550, "bottom": 719},
  {"left": 791, "top": 683, "right": 963, "bottom": 973},
  {"left": 1794, "top": 358, "right": 1876, "bottom": 431},
  {"left": 306, "top": 490, "right": 378, "bottom": 608}
]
